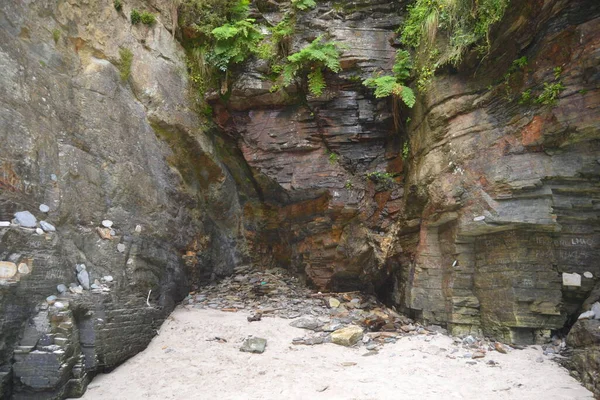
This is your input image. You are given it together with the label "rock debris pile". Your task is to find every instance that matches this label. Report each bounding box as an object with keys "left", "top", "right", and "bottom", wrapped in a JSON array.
[{"left": 185, "top": 266, "right": 560, "bottom": 363}]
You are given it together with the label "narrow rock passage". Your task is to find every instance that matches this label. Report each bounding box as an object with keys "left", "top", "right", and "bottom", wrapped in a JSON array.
[{"left": 82, "top": 308, "right": 593, "bottom": 400}]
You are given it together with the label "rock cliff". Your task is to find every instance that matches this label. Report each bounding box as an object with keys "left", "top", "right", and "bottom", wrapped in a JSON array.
[{"left": 0, "top": 0, "right": 599, "bottom": 398}]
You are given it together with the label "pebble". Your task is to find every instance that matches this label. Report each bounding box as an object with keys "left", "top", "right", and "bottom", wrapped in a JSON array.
[
  {"left": 77, "top": 269, "right": 90, "bottom": 290},
  {"left": 117, "top": 243, "right": 126, "bottom": 253},
  {"left": 0, "top": 221, "right": 11, "bottom": 227},
  {"left": 39, "top": 204, "right": 50, "bottom": 213},
  {"left": 57, "top": 284, "right": 67, "bottom": 293},
  {"left": 240, "top": 337, "right": 267, "bottom": 354},
  {"left": 35, "top": 228, "right": 44, "bottom": 235},
  {"left": 102, "top": 220, "right": 113, "bottom": 228},
  {"left": 14, "top": 211, "right": 37, "bottom": 228},
  {"left": 40, "top": 221, "right": 56, "bottom": 232}
]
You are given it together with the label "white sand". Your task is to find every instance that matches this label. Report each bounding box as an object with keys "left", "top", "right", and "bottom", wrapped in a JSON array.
[{"left": 82, "top": 307, "right": 593, "bottom": 400}]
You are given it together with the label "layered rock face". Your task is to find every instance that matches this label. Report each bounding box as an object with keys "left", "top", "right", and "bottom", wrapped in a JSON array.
[
  {"left": 395, "top": 0, "right": 600, "bottom": 344},
  {"left": 0, "top": 1, "right": 247, "bottom": 398}
]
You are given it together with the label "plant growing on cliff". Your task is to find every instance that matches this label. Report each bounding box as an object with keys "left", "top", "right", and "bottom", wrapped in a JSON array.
[
  {"left": 362, "top": 50, "right": 416, "bottom": 108},
  {"left": 131, "top": 9, "right": 141, "bottom": 24},
  {"left": 400, "top": 0, "right": 509, "bottom": 87},
  {"left": 209, "top": 18, "right": 263, "bottom": 71},
  {"left": 118, "top": 48, "right": 134, "bottom": 81},
  {"left": 291, "top": 0, "right": 317, "bottom": 10},
  {"left": 281, "top": 36, "right": 343, "bottom": 96},
  {"left": 52, "top": 29, "right": 61, "bottom": 44}
]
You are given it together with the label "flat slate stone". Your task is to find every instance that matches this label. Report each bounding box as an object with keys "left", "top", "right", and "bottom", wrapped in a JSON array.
[{"left": 240, "top": 337, "right": 267, "bottom": 354}]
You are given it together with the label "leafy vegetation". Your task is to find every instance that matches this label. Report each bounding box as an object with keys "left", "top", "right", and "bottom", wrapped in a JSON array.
[
  {"left": 291, "top": 0, "right": 317, "bottom": 10},
  {"left": 209, "top": 18, "right": 263, "bottom": 71},
  {"left": 400, "top": 0, "right": 509, "bottom": 88},
  {"left": 130, "top": 9, "right": 141, "bottom": 24},
  {"left": 114, "top": 0, "right": 122, "bottom": 11},
  {"left": 140, "top": 11, "right": 157, "bottom": 25},
  {"left": 118, "top": 48, "right": 134, "bottom": 81},
  {"left": 282, "top": 36, "right": 343, "bottom": 96},
  {"left": 535, "top": 81, "right": 565, "bottom": 105},
  {"left": 52, "top": 29, "right": 60, "bottom": 44},
  {"left": 362, "top": 50, "right": 416, "bottom": 108}
]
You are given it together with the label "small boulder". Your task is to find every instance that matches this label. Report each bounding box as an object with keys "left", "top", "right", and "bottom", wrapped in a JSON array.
[
  {"left": 331, "top": 325, "right": 363, "bottom": 347},
  {"left": 240, "top": 337, "right": 267, "bottom": 354},
  {"left": 14, "top": 211, "right": 37, "bottom": 228}
]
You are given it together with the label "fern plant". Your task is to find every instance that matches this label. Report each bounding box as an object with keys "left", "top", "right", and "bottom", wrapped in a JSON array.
[
  {"left": 362, "top": 50, "right": 416, "bottom": 108},
  {"left": 282, "top": 36, "right": 343, "bottom": 96},
  {"left": 209, "top": 18, "right": 263, "bottom": 71},
  {"left": 291, "top": 0, "right": 317, "bottom": 10}
]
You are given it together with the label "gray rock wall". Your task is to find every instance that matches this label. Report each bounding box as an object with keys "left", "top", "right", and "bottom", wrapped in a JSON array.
[{"left": 0, "top": 0, "right": 247, "bottom": 397}]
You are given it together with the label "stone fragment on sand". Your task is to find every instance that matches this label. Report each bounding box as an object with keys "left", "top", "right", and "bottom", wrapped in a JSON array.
[
  {"left": 14, "top": 211, "right": 37, "bottom": 228},
  {"left": 331, "top": 325, "right": 363, "bottom": 347},
  {"left": 290, "top": 317, "right": 321, "bottom": 331},
  {"left": 240, "top": 337, "right": 267, "bottom": 354}
]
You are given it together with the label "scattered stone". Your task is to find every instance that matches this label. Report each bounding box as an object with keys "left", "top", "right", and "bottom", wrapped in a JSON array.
[
  {"left": 0, "top": 261, "right": 18, "bottom": 279},
  {"left": 0, "top": 221, "right": 10, "bottom": 227},
  {"left": 35, "top": 228, "right": 44, "bottom": 235},
  {"left": 57, "top": 284, "right": 67, "bottom": 293},
  {"left": 494, "top": 342, "right": 508, "bottom": 354},
  {"left": 117, "top": 243, "right": 126, "bottom": 253},
  {"left": 331, "top": 325, "right": 363, "bottom": 347},
  {"left": 14, "top": 211, "right": 37, "bottom": 228},
  {"left": 562, "top": 272, "right": 581, "bottom": 287},
  {"left": 77, "top": 267, "right": 90, "bottom": 290},
  {"left": 97, "top": 227, "right": 112, "bottom": 239},
  {"left": 329, "top": 297, "right": 341, "bottom": 308},
  {"left": 583, "top": 271, "right": 593, "bottom": 279},
  {"left": 39, "top": 204, "right": 50, "bottom": 213},
  {"left": 102, "top": 220, "right": 113, "bottom": 228},
  {"left": 578, "top": 310, "right": 595, "bottom": 320},
  {"left": 592, "top": 303, "right": 600, "bottom": 320},
  {"left": 247, "top": 313, "right": 262, "bottom": 322},
  {"left": 240, "top": 337, "right": 267, "bottom": 354},
  {"left": 40, "top": 221, "right": 56, "bottom": 232},
  {"left": 290, "top": 317, "right": 321, "bottom": 331},
  {"left": 17, "top": 263, "right": 30, "bottom": 274}
]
